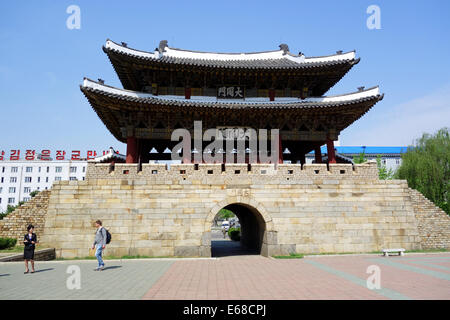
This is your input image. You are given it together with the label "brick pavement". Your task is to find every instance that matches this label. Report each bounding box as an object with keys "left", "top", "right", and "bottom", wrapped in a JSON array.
[{"left": 1, "top": 253, "right": 449, "bottom": 300}]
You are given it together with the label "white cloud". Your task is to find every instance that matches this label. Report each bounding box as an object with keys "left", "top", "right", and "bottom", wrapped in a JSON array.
[{"left": 341, "top": 83, "right": 450, "bottom": 146}]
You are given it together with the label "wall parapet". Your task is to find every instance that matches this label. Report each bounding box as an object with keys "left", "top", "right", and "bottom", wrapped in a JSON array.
[{"left": 86, "top": 160, "right": 379, "bottom": 182}]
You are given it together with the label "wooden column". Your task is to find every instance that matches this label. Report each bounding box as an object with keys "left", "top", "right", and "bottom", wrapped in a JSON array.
[
  {"left": 126, "top": 136, "right": 138, "bottom": 163},
  {"left": 269, "top": 89, "right": 275, "bottom": 101},
  {"left": 185, "top": 87, "right": 191, "bottom": 99},
  {"left": 326, "top": 139, "right": 336, "bottom": 164},
  {"left": 314, "top": 146, "right": 322, "bottom": 163},
  {"left": 278, "top": 135, "right": 283, "bottom": 164}
]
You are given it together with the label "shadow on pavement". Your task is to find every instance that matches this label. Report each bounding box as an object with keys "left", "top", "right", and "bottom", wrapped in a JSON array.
[
  {"left": 0, "top": 274, "right": 10, "bottom": 277},
  {"left": 211, "top": 240, "right": 259, "bottom": 257},
  {"left": 32, "top": 268, "right": 54, "bottom": 273},
  {"left": 103, "top": 266, "right": 122, "bottom": 270}
]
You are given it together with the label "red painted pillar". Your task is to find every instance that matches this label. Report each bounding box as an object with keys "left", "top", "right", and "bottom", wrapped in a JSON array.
[
  {"left": 126, "top": 136, "right": 138, "bottom": 163},
  {"left": 314, "top": 147, "right": 322, "bottom": 163},
  {"left": 185, "top": 87, "right": 191, "bottom": 99},
  {"left": 269, "top": 89, "right": 275, "bottom": 101},
  {"left": 326, "top": 139, "right": 336, "bottom": 164},
  {"left": 278, "top": 135, "right": 283, "bottom": 164}
]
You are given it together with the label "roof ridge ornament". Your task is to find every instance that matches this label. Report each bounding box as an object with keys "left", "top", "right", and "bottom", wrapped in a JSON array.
[
  {"left": 159, "top": 40, "right": 168, "bottom": 53},
  {"left": 279, "top": 43, "right": 289, "bottom": 55}
]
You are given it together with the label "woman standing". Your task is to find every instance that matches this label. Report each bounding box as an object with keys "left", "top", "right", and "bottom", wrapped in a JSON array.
[{"left": 23, "top": 224, "right": 37, "bottom": 274}]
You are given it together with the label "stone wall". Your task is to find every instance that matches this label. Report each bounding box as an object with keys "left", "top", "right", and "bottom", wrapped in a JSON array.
[
  {"left": 41, "top": 162, "right": 428, "bottom": 258},
  {"left": 409, "top": 188, "right": 450, "bottom": 249},
  {"left": 4, "top": 162, "right": 447, "bottom": 259},
  {"left": 0, "top": 190, "right": 51, "bottom": 241}
]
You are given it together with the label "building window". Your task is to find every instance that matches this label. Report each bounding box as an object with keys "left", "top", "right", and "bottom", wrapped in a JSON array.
[
  {"left": 1, "top": 167, "right": 4, "bottom": 173},
  {"left": 10, "top": 177, "right": 17, "bottom": 183},
  {"left": 0, "top": 187, "right": 2, "bottom": 193},
  {"left": 26, "top": 167, "right": 33, "bottom": 173},
  {"left": 55, "top": 176, "right": 62, "bottom": 181},
  {"left": 0, "top": 198, "right": 2, "bottom": 204},
  {"left": 396, "top": 159, "right": 400, "bottom": 164},
  {"left": 83, "top": 166, "right": 86, "bottom": 173},
  {"left": 70, "top": 167, "right": 77, "bottom": 173},
  {"left": 9, "top": 187, "right": 16, "bottom": 193},
  {"left": 38, "top": 167, "right": 41, "bottom": 173},
  {"left": 25, "top": 177, "right": 32, "bottom": 183},
  {"left": 1, "top": 177, "right": 3, "bottom": 183},
  {"left": 37, "top": 177, "right": 41, "bottom": 183},
  {"left": 23, "top": 197, "right": 31, "bottom": 202},
  {"left": 24, "top": 187, "right": 31, "bottom": 193},
  {"left": 55, "top": 166, "right": 62, "bottom": 173},
  {"left": 45, "top": 177, "right": 49, "bottom": 183},
  {"left": 8, "top": 197, "right": 15, "bottom": 204},
  {"left": 69, "top": 177, "right": 77, "bottom": 181},
  {"left": 11, "top": 167, "right": 18, "bottom": 173},
  {"left": 47, "top": 167, "right": 50, "bottom": 173}
]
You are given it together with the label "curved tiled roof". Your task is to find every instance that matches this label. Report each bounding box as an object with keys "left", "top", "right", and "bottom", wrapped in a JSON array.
[
  {"left": 80, "top": 78, "right": 383, "bottom": 110},
  {"left": 103, "top": 39, "right": 359, "bottom": 70}
]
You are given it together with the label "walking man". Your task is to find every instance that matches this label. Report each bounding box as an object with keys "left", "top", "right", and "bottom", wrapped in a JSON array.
[{"left": 92, "top": 220, "right": 106, "bottom": 271}]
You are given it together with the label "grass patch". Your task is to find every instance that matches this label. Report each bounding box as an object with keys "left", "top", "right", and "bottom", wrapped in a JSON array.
[{"left": 272, "top": 253, "right": 304, "bottom": 259}]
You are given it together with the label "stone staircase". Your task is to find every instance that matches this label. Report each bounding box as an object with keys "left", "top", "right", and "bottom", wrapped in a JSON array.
[
  {"left": 408, "top": 188, "right": 450, "bottom": 249},
  {"left": 0, "top": 190, "right": 51, "bottom": 241}
]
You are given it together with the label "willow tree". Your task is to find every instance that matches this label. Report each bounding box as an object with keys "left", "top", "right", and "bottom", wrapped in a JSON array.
[{"left": 396, "top": 128, "right": 449, "bottom": 214}]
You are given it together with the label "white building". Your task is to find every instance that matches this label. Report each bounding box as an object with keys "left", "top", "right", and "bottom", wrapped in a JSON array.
[{"left": 0, "top": 160, "right": 87, "bottom": 212}]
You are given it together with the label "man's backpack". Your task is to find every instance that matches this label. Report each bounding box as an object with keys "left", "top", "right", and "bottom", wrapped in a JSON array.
[{"left": 105, "top": 229, "right": 111, "bottom": 244}]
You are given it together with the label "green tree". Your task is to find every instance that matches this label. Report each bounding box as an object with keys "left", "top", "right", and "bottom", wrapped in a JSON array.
[
  {"left": 376, "top": 155, "right": 394, "bottom": 180},
  {"left": 218, "top": 208, "right": 235, "bottom": 220},
  {"left": 353, "top": 151, "right": 367, "bottom": 164},
  {"left": 396, "top": 128, "right": 449, "bottom": 214},
  {"left": 353, "top": 152, "right": 394, "bottom": 180},
  {"left": 0, "top": 201, "right": 25, "bottom": 220},
  {"left": 29, "top": 190, "right": 39, "bottom": 198}
]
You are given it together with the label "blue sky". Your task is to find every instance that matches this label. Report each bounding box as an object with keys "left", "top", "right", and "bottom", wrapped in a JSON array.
[{"left": 0, "top": 0, "right": 449, "bottom": 156}]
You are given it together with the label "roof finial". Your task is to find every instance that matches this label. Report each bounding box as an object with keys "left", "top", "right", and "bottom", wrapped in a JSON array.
[
  {"left": 121, "top": 42, "right": 128, "bottom": 47},
  {"left": 336, "top": 50, "right": 343, "bottom": 54},
  {"left": 159, "top": 40, "right": 168, "bottom": 53},
  {"left": 357, "top": 86, "right": 365, "bottom": 92},
  {"left": 98, "top": 78, "right": 105, "bottom": 84},
  {"left": 279, "top": 43, "right": 289, "bottom": 55}
]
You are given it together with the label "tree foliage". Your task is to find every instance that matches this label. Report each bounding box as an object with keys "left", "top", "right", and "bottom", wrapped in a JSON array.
[
  {"left": 396, "top": 128, "right": 449, "bottom": 214},
  {"left": 353, "top": 152, "right": 394, "bottom": 180}
]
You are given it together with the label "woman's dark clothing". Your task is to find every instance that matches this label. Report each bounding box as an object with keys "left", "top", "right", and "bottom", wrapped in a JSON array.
[{"left": 24, "top": 233, "right": 37, "bottom": 260}]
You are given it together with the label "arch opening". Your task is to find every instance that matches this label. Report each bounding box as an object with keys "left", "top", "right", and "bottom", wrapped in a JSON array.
[{"left": 211, "top": 203, "right": 266, "bottom": 257}]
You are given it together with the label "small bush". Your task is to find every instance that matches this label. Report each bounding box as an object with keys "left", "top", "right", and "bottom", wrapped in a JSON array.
[
  {"left": 0, "top": 237, "right": 17, "bottom": 250},
  {"left": 228, "top": 227, "right": 241, "bottom": 241}
]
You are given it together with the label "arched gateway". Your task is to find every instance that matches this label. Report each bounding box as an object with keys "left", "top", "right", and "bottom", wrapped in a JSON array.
[{"left": 205, "top": 198, "right": 276, "bottom": 257}]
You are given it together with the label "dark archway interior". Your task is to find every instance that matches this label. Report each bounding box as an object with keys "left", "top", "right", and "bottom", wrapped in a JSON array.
[{"left": 211, "top": 203, "right": 266, "bottom": 257}]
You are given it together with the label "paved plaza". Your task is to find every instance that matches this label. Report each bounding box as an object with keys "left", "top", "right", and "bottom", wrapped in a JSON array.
[{"left": 1, "top": 249, "right": 449, "bottom": 300}]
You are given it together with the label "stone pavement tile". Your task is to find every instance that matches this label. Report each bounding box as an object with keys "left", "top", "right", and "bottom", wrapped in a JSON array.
[
  {"left": 0, "top": 259, "right": 173, "bottom": 300},
  {"left": 307, "top": 254, "right": 450, "bottom": 300},
  {"left": 142, "top": 255, "right": 385, "bottom": 300}
]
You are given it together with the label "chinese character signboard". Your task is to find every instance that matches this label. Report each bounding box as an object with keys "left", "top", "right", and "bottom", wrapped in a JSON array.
[{"left": 217, "top": 86, "right": 245, "bottom": 99}]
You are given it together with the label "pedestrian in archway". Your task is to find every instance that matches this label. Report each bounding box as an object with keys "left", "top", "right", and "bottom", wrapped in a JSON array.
[{"left": 23, "top": 224, "right": 37, "bottom": 274}]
